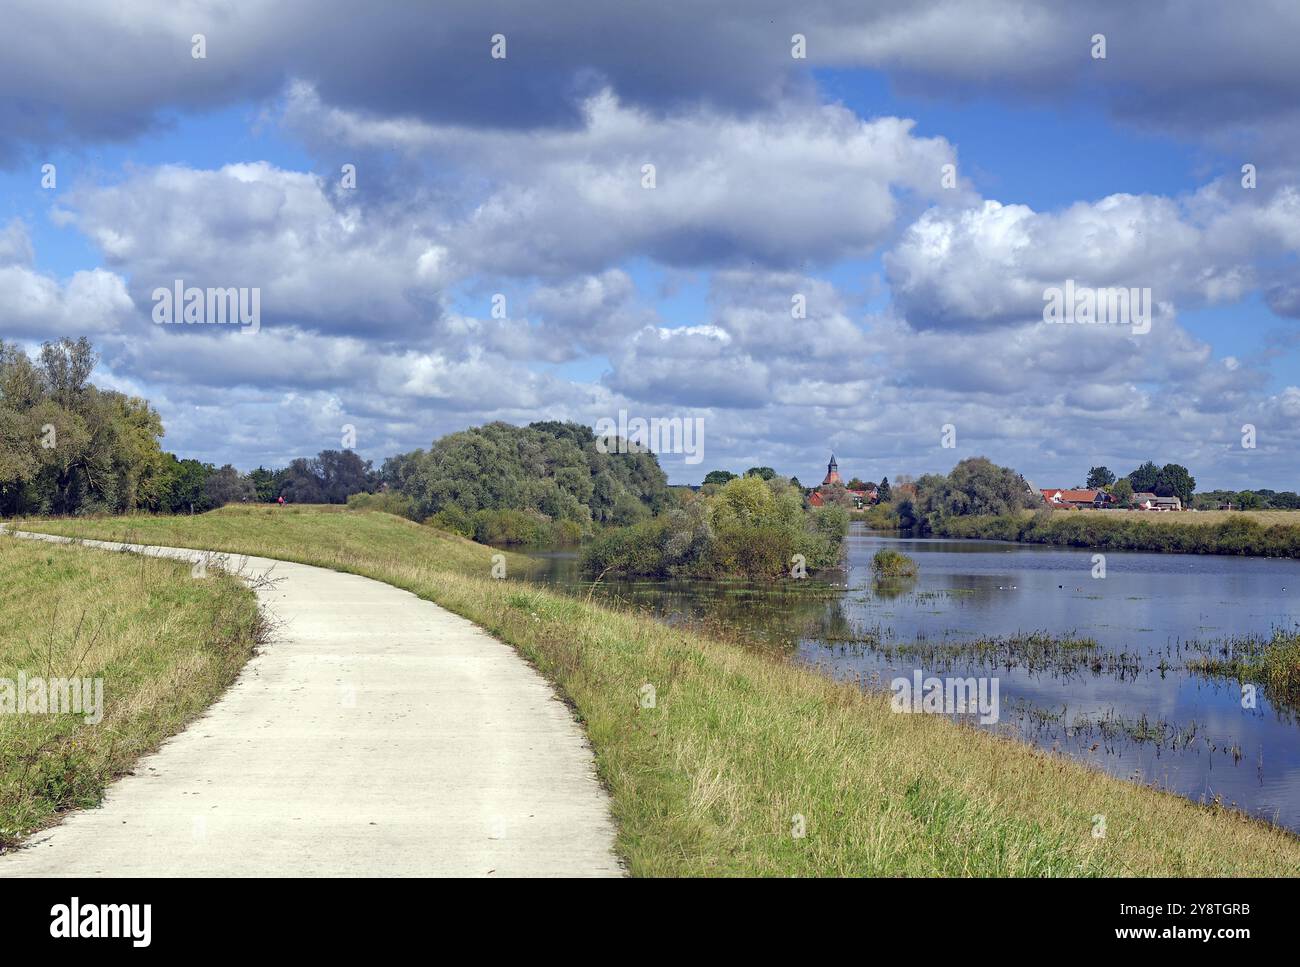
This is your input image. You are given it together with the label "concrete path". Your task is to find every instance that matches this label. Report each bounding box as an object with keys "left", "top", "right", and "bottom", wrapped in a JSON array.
[{"left": 0, "top": 530, "right": 622, "bottom": 877}]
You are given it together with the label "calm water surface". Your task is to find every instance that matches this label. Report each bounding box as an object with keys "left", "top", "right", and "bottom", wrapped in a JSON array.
[{"left": 522, "top": 524, "right": 1300, "bottom": 832}]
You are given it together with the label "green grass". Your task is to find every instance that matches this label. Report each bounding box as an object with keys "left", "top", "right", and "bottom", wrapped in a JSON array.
[
  {"left": 871, "top": 548, "right": 918, "bottom": 578},
  {"left": 12, "top": 506, "right": 1300, "bottom": 875},
  {"left": 934, "top": 509, "right": 1300, "bottom": 558},
  {"left": 0, "top": 532, "right": 263, "bottom": 848},
  {"left": 1187, "top": 630, "right": 1300, "bottom": 713}
]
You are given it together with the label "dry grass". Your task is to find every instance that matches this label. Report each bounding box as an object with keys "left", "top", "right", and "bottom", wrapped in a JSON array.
[
  {"left": 15, "top": 507, "right": 1300, "bottom": 876},
  {"left": 0, "top": 532, "right": 263, "bottom": 848},
  {"left": 1050, "top": 508, "right": 1300, "bottom": 525}
]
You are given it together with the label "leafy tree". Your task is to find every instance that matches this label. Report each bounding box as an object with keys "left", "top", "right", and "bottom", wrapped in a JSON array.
[
  {"left": 1086, "top": 466, "right": 1116, "bottom": 489},
  {"left": 0, "top": 338, "right": 167, "bottom": 517},
  {"left": 1154, "top": 463, "right": 1195, "bottom": 505},
  {"left": 204, "top": 465, "right": 256, "bottom": 507},
  {"left": 1110, "top": 477, "right": 1134, "bottom": 506},
  {"left": 247, "top": 466, "right": 285, "bottom": 502},
  {"left": 914, "top": 457, "right": 1036, "bottom": 530},
  {"left": 384, "top": 421, "right": 671, "bottom": 527},
  {"left": 279, "top": 450, "right": 376, "bottom": 504},
  {"left": 744, "top": 466, "right": 776, "bottom": 480},
  {"left": 877, "top": 477, "right": 892, "bottom": 502},
  {"left": 703, "top": 469, "right": 737, "bottom": 486},
  {"left": 1127, "top": 461, "right": 1161, "bottom": 493}
]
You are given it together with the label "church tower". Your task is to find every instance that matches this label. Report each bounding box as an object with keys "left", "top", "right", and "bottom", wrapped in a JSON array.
[{"left": 822, "top": 453, "right": 842, "bottom": 486}]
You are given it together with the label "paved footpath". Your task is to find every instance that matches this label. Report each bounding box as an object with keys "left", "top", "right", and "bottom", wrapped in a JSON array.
[{"left": 0, "top": 530, "right": 622, "bottom": 877}]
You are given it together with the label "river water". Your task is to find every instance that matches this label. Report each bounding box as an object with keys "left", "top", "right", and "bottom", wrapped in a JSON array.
[{"left": 521, "top": 523, "right": 1300, "bottom": 831}]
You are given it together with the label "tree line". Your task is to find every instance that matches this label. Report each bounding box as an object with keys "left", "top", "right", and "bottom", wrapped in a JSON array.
[{"left": 1, "top": 338, "right": 378, "bottom": 517}]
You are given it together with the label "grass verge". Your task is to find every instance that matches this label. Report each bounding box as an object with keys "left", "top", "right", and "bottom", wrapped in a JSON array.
[
  {"left": 0, "top": 532, "right": 263, "bottom": 848},
  {"left": 12, "top": 506, "right": 1300, "bottom": 875}
]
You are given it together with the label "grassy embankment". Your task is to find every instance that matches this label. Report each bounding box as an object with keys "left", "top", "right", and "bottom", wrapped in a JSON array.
[
  {"left": 931, "top": 508, "right": 1300, "bottom": 558},
  {"left": 13, "top": 506, "right": 1300, "bottom": 875},
  {"left": 0, "top": 533, "right": 263, "bottom": 849}
]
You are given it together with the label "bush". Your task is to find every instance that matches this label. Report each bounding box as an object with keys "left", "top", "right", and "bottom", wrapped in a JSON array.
[
  {"left": 580, "top": 476, "right": 847, "bottom": 579},
  {"left": 425, "top": 504, "right": 474, "bottom": 537},
  {"left": 472, "top": 508, "right": 549, "bottom": 546},
  {"left": 872, "top": 549, "right": 918, "bottom": 578},
  {"left": 346, "top": 490, "right": 416, "bottom": 519}
]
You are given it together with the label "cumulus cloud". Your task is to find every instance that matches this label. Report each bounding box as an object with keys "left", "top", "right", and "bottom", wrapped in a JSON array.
[
  {"left": 0, "top": 219, "right": 134, "bottom": 340},
  {"left": 885, "top": 185, "right": 1300, "bottom": 330}
]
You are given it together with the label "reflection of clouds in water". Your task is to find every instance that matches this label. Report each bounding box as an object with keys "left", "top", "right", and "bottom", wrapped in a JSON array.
[{"left": 520, "top": 529, "right": 1300, "bottom": 831}]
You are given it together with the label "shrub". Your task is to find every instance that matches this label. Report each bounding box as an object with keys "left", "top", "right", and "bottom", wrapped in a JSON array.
[
  {"left": 346, "top": 490, "right": 416, "bottom": 519},
  {"left": 872, "top": 548, "right": 918, "bottom": 578}
]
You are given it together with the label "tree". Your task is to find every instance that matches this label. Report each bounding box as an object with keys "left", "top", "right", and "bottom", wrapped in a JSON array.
[
  {"left": 1127, "top": 461, "right": 1161, "bottom": 493},
  {"left": 248, "top": 466, "right": 285, "bottom": 502},
  {"left": 383, "top": 421, "right": 670, "bottom": 524},
  {"left": 914, "top": 457, "right": 1036, "bottom": 529},
  {"left": 877, "top": 477, "right": 892, "bottom": 502},
  {"left": 0, "top": 337, "right": 167, "bottom": 517},
  {"left": 703, "top": 469, "right": 738, "bottom": 486},
  {"left": 1235, "top": 490, "right": 1263, "bottom": 510},
  {"left": 744, "top": 466, "right": 776, "bottom": 480},
  {"left": 204, "top": 465, "right": 256, "bottom": 507},
  {"left": 1154, "top": 463, "right": 1195, "bottom": 506},
  {"left": 1110, "top": 477, "right": 1134, "bottom": 506},
  {"left": 1086, "top": 466, "right": 1116, "bottom": 489}
]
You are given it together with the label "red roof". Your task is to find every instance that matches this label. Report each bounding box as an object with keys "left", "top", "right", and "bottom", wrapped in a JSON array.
[{"left": 1043, "top": 488, "right": 1106, "bottom": 503}]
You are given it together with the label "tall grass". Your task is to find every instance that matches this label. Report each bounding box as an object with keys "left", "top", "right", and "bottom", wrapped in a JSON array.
[
  {"left": 1187, "top": 630, "right": 1300, "bottom": 713},
  {"left": 871, "top": 548, "right": 918, "bottom": 577},
  {"left": 933, "top": 509, "right": 1300, "bottom": 558},
  {"left": 13, "top": 507, "right": 1300, "bottom": 875},
  {"left": 0, "top": 533, "right": 263, "bottom": 848}
]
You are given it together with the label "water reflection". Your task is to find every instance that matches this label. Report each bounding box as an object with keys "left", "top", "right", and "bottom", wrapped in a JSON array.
[{"left": 520, "top": 526, "right": 1300, "bottom": 832}]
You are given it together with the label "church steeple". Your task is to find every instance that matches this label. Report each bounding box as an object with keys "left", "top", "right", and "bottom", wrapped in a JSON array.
[{"left": 822, "top": 452, "right": 842, "bottom": 486}]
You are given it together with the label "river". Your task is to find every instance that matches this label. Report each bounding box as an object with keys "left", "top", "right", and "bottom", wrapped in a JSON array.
[{"left": 521, "top": 523, "right": 1300, "bottom": 832}]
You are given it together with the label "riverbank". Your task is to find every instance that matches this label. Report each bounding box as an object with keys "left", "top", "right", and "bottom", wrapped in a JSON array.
[
  {"left": 12, "top": 507, "right": 1300, "bottom": 875},
  {"left": 0, "top": 533, "right": 263, "bottom": 848},
  {"left": 930, "top": 509, "right": 1300, "bottom": 558}
]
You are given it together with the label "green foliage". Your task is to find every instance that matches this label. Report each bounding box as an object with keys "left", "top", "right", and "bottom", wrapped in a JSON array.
[
  {"left": 871, "top": 548, "right": 918, "bottom": 578},
  {"left": 876, "top": 476, "right": 892, "bottom": 502},
  {"left": 1127, "top": 461, "right": 1161, "bottom": 493},
  {"left": 912, "top": 457, "right": 1036, "bottom": 531},
  {"left": 384, "top": 421, "right": 672, "bottom": 537},
  {"left": 1110, "top": 477, "right": 1134, "bottom": 505},
  {"left": 1086, "top": 466, "right": 1116, "bottom": 489},
  {"left": 470, "top": 508, "right": 584, "bottom": 547},
  {"left": 702, "top": 469, "right": 737, "bottom": 485},
  {"left": 858, "top": 501, "right": 902, "bottom": 529},
  {"left": 933, "top": 511, "right": 1300, "bottom": 558},
  {"left": 0, "top": 338, "right": 170, "bottom": 517},
  {"left": 1193, "top": 488, "right": 1300, "bottom": 510},
  {"left": 581, "top": 476, "right": 847, "bottom": 579},
  {"left": 346, "top": 490, "right": 416, "bottom": 519},
  {"left": 744, "top": 466, "right": 776, "bottom": 480},
  {"left": 280, "top": 450, "right": 377, "bottom": 504}
]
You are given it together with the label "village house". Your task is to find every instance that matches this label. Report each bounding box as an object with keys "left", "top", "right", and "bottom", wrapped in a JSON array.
[
  {"left": 1040, "top": 488, "right": 1111, "bottom": 509},
  {"left": 1132, "top": 492, "right": 1182, "bottom": 511}
]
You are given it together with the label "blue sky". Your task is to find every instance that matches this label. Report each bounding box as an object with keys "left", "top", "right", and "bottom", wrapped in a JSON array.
[{"left": 2, "top": 1, "right": 1299, "bottom": 490}]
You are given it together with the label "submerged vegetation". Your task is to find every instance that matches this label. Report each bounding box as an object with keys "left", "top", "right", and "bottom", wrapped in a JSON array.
[
  {"left": 13, "top": 508, "right": 1300, "bottom": 875},
  {"left": 1187, "top": 630, "right": 1300, "bottom": 712},
  {"left": 580, "top": 474, "right": 849, "bottom": 579}
]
